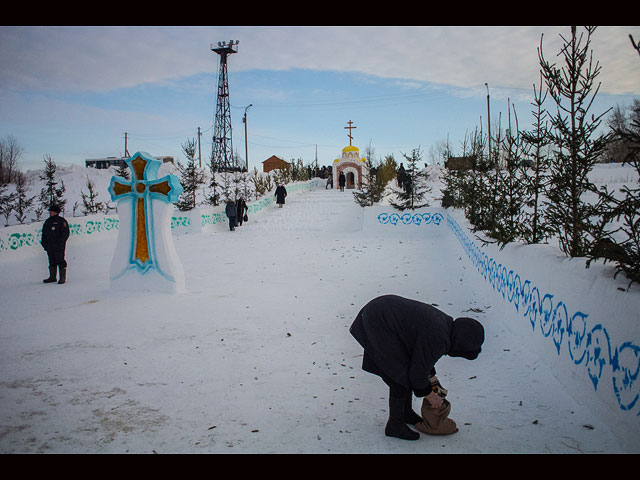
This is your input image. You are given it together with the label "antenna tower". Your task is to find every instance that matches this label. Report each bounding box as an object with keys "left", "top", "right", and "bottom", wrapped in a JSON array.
[{"left": 211, "top": 40, "right": 239, "bottom": 172}]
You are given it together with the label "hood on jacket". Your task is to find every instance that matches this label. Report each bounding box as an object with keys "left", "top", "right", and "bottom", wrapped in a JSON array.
[{"left": 448, "top": 317, "right": 484, "bottom": 360}]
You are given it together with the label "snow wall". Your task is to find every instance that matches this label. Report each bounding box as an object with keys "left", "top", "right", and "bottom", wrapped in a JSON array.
[
  {"left": 0, "top": 179, "right": 318, "bottom": 259},
  {"left": 364, "top": 205, "right": 640, "bottom": 451}
]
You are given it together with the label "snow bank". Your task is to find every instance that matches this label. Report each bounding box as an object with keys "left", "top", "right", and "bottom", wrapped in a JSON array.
[
  {"left": 360, "top": 203, "right": 640, "bottom": 450},
  {"left": 445, "top": 209, "right": 640, "bottom": 450}
]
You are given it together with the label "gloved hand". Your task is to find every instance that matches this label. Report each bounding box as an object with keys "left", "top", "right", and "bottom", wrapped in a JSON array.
[{"left": 429, "top": 375, "right": 448, "bottom": 398}]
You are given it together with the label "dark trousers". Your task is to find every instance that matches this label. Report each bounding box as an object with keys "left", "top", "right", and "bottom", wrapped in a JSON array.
[
  {"left": 362, "top": 352, "right": 410, "bottom": 399},
  {"left": 228, "top": 217, "right": 236, "bottom": 231},
  {"left": 46, "top": 248, "right": 67, "bottom": 269}
]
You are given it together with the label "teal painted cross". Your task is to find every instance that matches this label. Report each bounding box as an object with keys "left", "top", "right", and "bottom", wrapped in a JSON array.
[{"left": 108, "top": 152, "right": 183, "bottom": 270}]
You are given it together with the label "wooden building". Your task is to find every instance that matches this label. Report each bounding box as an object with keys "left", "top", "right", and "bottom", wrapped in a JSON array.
[
  {"left": 86, "top": 155, "right": 174, "bottom": 169},
  {"left": 445, "top": 155, "right": 476, "bottom": 170},
  {"left": 262, "top": 155, "right": 290, "bottom": 173}
]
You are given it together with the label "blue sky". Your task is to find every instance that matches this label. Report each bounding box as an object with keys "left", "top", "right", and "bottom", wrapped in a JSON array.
[{"left": 1, "top": 26, "right": 639, "bottom": 172}]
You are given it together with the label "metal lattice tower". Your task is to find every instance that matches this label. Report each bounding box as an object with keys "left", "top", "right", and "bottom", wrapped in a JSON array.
[{"left": 211, "top": 40, "right": 239, "bottom": 172}]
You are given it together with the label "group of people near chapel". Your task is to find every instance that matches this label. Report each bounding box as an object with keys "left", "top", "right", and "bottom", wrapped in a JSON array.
[{"left": 39, "top": 186, "right": 486, "bottom": 443}]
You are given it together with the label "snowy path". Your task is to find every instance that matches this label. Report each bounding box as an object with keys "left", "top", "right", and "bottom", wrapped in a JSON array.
[{"left": 0, "top": 186, "right": 628, "bottom": 453}]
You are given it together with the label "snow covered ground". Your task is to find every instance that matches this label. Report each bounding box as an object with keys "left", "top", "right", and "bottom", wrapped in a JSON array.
[{"left": 1, "top": 165, "right": 639, "bottom": 453}]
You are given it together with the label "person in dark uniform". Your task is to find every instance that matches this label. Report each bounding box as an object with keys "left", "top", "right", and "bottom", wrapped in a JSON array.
[
  {"left": 225, "top": 200, "right": 237, "bottom": 231},
  {"left": 41, "top": 204, "right": 70, "bottom": 284},
  {"left": 350, "top": 294, "right": 485, "bottom": 440}
]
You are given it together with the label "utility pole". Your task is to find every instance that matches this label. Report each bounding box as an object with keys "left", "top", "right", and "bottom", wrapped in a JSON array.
[
  {"left": 124, "top": 132, "right": 130, "bottom": 158},
  {"left": 484, "top": 83, "right": 491, "bottom": 167},
  {"left": 197, "top": 127, "right": 202, "bottom": 168},
  {"left": 243, "top": 104, "right": 252, "bottom": 172}
]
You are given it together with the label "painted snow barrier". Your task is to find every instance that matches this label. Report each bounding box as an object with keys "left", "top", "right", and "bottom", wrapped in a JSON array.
[
  {"left": 0, "top": 212, "right": 120, "bottom": 259},
  {"left": 0, "top": 179, "right": 320, "bottom": 259},
  {"left": 363, "top": 206, "right": 447, "bottom": 237},
  {"left": 446, "top": 210, "right": 640, "bottom": 450}
]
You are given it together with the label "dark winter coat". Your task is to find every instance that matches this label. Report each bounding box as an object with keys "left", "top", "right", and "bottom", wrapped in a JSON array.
[
  {"left": 275, "top": 185, "right": 287, "bottom": 204},
  {"left": 41, "top": 214, "right": 70, "bottom": 253},
  {"left": 236, "top": 198, "right": 248, "bottom": 219},
  {"left": 350, "top": 295, "right": 484, "bottom": 397},
  {"left": 338, "top": 172, "right": 346, "bottom": 187},
  {"left": 225, "top": 201, "right": 237, "bottom": 218}
]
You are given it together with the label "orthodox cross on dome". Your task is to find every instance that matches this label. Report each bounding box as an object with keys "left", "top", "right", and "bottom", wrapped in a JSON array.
[
  {"left": 344, "top": 120, "right": 357, "bottom": 146},
  {"left": 108, "top": 152, "right": 183, "bottom": 270}
]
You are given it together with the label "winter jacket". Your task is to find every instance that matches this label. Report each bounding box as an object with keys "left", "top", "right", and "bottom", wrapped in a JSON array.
[
  {"left": 41, "top": 214, "right": 70, "bottom": 252},
  {"left": 350, "top": 295, "right": 484, "bottom": 397},
  {"left": 275, "top": 185, "right": 287, "bottom": 204},
  {"left": 236, "top": 198, "right": 247, "bottom": 218},
  {"left": 338, "top": 173, "right": 346, "bottom": 187},
  {"left": 225, "top": 201, "right": 237, "bottom": 218}
]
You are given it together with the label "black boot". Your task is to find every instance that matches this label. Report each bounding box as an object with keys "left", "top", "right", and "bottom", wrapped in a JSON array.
[
  {"left": 385, "top": 396, "right": 419, "bottom": 440},
  {"left": 58, "top": 267, "right": 66, "bottom": 284},
  {"left": 404, "top": 392, "right": 422, "bottom": 426},
  {"left": 43, "top": 266, "right": 57, "bottom": 283}
]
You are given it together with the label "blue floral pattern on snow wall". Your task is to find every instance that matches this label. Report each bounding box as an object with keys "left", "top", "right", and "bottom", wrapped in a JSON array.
[
  {"left": 377, "top": 211, "right": 444, "bottom": 226},
  {"left": 446, "top": 214, "right": 640, "bottom": 417}
]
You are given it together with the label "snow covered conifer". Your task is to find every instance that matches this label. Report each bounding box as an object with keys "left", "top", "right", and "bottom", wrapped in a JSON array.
[
  {"left": 12, "top": 173, "right": 36, "bottom": 224},
  {"left": 389, "top": 148, "right": 431, "bottom": 211},
  {"left": 38, "top": 154, "right": 66, "bottom": 213},
  {"left": 176, "top": 139, "right": 206, "bottom": 211},
  {"left": 80, "top": 176, "right": 104, "bottom": 215},
  {"left": 519, "top": 74, "right": 553, "bottom": 245},
  {"left": 538, "top": 26, "right": 612, "bottom": 257}
]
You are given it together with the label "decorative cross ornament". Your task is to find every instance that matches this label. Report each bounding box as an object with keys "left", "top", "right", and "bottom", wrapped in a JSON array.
[{"left": 108, "top": 152, "right": 185, "bottom": 292}]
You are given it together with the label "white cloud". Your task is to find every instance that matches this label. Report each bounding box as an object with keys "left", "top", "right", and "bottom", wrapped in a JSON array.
[{"left": 1, "top": 26, "right": 638, "bottom": 95}]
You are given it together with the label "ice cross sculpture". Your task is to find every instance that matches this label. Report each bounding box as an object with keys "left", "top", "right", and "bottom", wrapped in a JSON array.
[{"left": 108, "top": 151, "right": 185, "bottom": 293}]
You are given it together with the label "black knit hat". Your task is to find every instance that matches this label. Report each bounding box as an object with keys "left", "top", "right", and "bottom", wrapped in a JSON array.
[
  {"left": 49, "top": 204, "right": 61, "bottom": 213},
  {"left": 449, "top": 317, "right": 485, "bottom": 360}
]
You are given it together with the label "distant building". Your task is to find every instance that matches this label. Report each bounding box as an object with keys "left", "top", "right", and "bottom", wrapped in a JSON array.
[
  {"left": 445, "top": 155, "right": 476, "bottom": 170},
  {"left": 262, "top": 155, "right": 290, "bottom": 173},
  {"left": 85, "top": 155, "right": 174, "bottom": 169}
]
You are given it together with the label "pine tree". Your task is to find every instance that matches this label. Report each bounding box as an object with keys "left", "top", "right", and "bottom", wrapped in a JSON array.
[
  {"left": 176, "top": 139, "right": 206, "bottom": 211},
  {"left": 12, "top": 173, "right": 36, "bottom": 224},
  {"left": 115, "top": 161, "right": 130, "bottom": 180},
  {"left": 80, "top": 176, "right": 104, "bottom": 215},
  {"left": 219, "top": 170, "right": 233, "bottom": 203},
  {"left": 38, "top": 154, "right": 66, "bottom": 213},
  {"left": 0, "top": 182, "right": 16, "bottom": 226},
  {"left": 589, "top": 41, "right": 640, "bottom": 287},
  {"left": 486, "top": 103, "right": 528, "bottom": 248},
  {"left": 389, "top": 147, "right": 431, "bottom": 211},
  {"left": 519, "top": 73, "right": 553, "bottom": 244},
  {"left": 353, "top": 142, "right": 384, "bottom": 207},
  {"left": 353, "top": 159, "right": 384, "bottom": 207},
  {"left": 206, "top": 153, "right": 220, "bottom": 207},
  {"left": 456, "top": 128, "right": 490, "bottom": 231},
  {"left": 251, "top": 167, "right": 267, "bottom": 199},
  {"left": 377, "top": 154, "right": 398, "bottom": 186},
  {"left": 538, "top": 26, "right": 611, "bottom": 257}
]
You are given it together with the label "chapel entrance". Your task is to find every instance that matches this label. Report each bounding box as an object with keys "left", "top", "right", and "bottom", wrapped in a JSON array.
[{"left": 346, "top": 172, "right": 355, "bottom": 189}]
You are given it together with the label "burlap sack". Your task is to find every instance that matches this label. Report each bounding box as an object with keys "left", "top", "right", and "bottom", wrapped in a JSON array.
[{"left": 415, "top": 398, "right": 458, "bottom": 435}]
